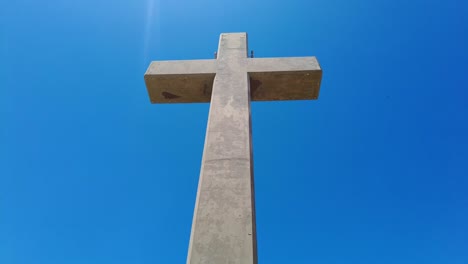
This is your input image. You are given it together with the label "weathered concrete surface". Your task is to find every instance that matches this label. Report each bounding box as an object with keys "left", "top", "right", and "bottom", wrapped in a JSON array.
[
  {"left": 186, "top": 33, "right": 257, "bottom": 264},
  {"left": 144, "top": 46, "right": 321, "bottom": 104},
  {"left": 247, "top": 57, "right": 322, "bottom": 101},
  {"left": 143, "top": 32, "right": 323, "bottom": 264},
  {"left": 144, "top": 60, "right": 216, "bottom": 103}
]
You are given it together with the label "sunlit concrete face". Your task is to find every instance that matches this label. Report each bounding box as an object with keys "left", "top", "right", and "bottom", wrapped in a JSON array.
[{"left": 144, "top": 33, "right": 322, "bottom": 264}]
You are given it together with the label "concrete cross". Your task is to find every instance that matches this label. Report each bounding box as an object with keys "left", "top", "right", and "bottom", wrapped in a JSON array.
[{"left": 144, "top": 32, "right": 322, "bottom": 264}]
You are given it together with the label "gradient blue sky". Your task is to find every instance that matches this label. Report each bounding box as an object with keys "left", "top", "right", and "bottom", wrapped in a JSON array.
[{"left": 2, "top": 0, "right": 468, "bottom": 263}]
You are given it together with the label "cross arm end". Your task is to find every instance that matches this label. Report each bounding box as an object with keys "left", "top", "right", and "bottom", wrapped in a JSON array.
[
  {"left": 144, "top": 59, "right": 216, "bottom": 104},
  {"left": 247, "top": 56, "right": 322, "bottom": 101}
]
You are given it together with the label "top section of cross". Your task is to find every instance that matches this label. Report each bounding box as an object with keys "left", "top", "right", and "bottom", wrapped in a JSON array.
[
  {"left": 217, "top": 33, "right": 248, "bottom": 59},
  {"left": 144, "top": 32, "right": 322, "bottom": 104}
]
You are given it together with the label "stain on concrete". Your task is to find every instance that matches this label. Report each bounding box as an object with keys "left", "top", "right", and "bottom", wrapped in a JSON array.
[
  {"left": 249, "top": 78, "right": 262, "bottom": 97},
  {"left": 162, "top": 92, "right": 181, "bottom": 99}
]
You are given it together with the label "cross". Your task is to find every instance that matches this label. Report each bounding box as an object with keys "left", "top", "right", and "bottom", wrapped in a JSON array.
[{"left": 144, "top": 32, "right": 322, "bottom": 264}]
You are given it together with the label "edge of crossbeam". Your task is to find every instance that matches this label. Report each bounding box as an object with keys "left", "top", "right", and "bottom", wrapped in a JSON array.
[
  {"left": 144, "top": 60, "right": 216, "bottom": 103},
  {"left": 247, "top": 56, "right": 322, "bottom": 101}
]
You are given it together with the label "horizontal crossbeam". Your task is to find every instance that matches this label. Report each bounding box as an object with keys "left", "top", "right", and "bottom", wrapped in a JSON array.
[{"left": 144, "top": 57, "right": 321, "bottom": 103}]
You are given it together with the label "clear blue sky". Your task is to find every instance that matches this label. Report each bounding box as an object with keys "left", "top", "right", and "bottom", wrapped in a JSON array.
[{"left": 2, "top": 0, "right": 468, "bottom": 263}]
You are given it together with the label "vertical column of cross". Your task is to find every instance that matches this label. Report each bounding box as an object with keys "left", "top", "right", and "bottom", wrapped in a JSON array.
[{"left": 187, "top": 33, "right": 257, "bottom": 264}]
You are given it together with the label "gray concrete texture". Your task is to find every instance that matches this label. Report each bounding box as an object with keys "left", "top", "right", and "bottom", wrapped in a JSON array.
[
  {"left": 144, "top": 33, "right": 322, "bottom": 264},
  {"left": 144, "top": 48, "right": 322, "bottom": 103}
]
